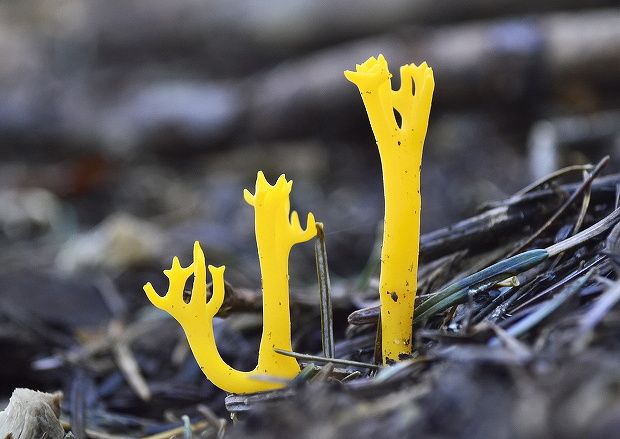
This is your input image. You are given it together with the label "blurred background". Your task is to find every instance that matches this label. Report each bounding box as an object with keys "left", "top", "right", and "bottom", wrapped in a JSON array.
[{"left": 1, "top": 0, "right": 620, "bottom": 418}]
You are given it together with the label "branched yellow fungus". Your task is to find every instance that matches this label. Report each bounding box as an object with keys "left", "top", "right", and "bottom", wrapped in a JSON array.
[
  {"left": 345, "top": 55, "right": 434, "bottom": 363},
  {"left": 144, "top": 171, "right": 316, "bottom": 393}
]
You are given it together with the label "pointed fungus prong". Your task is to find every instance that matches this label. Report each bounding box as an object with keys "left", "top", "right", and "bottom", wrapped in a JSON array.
[
  {"left": 207, "top": 265, "right": 226, "bottom": 311},
  {"left": 290, "top": 210, "right": 301, "bottom": 230},
  {"left": 142, "top": 282, "right": 164, "bottom": 308},
  {"left": 189, "top": 242, "right": 208, "bottom": 306}
]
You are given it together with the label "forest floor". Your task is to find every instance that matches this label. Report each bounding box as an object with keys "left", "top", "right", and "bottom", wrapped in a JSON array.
[{"left": 2, "top": 2, "right": 620, "bottom": 438}]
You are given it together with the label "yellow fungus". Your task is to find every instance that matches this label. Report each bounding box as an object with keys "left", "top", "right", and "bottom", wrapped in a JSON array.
[
  {"left": 345, "top": 55, "right": 434, "bottom": 363},
  {"left": 144, "top": 171, "right": 316, "bottom": 393}
]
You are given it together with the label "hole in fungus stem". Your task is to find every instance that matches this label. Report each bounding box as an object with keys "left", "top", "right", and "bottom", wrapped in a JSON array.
[
  {"left": 182, "top": 277, "right": 193, "bottom": 304},
  {"left": 393, "top": 108, "right": 402, "bottom": 129}
]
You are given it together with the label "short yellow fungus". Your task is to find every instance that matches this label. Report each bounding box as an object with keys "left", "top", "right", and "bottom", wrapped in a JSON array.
[
  {"left": 345, "top": 55, "right": 434, "bottom": 363},
  {"left": 144, "top": 171, "right": 316, "bottom": 393}
]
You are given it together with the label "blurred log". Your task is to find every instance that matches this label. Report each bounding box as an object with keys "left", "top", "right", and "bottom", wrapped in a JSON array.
[
  {"left": 419, "top": 173, "right": 620, "bottom": 262},
  {"left": 1, "top": 5, "right": 620, "bottom": 155},
  {"left": 69, "top": 0, "right": 620, "bottom": 57},
  {"left": 248, "top": 8, "right": 620, "bottom": 138}
]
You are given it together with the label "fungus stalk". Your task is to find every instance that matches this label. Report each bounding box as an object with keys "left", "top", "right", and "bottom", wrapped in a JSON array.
[
  {"left": 144, "top": 172, "right": 316, "bottom": 393},
  {"left": 345, "top": 55, "right": 434, "bottom": 363}
]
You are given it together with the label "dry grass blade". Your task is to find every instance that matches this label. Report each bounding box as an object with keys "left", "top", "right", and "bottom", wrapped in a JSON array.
[
  {"left": 512, "top": 163, "right": 595, "bottom": 198},
  {"left": 492, "top": 269, "right": 597, "bottom": 345},
  {"left": 139, "top": 421, "right": 210, "bottom": 439},
  {"left": 197, "top": 404, "right": 227, "bottom": 439},
  {"left": 413, "top": 204, "right": 620, "bottom": 324},
  {"left": 273, "top": 348, "right": 381, "bottom": 370},
  {"left": 70, "top": 369, "right": 88, "bottom": 439},
  {"left": 84, "top": 429, "right": 136, "bottom": 439},
  {"left": 109, "top": 320, "right": 152, "bottom": 402},
  {"left": 510, "top": 255, "right": 606, "bottom": 314},
  {"left": 571, "top": 169, "right": 593, "bottom": 235},
  {"left": 572, "top": 277, "right": 620, "bottom": 352},
  {"left": 315, "top": 223, "right": 335, "bottom": 359},
  {"left": 508, "top": 155, "right": 610, "bottom": 257},
  {"left": 413, "top": 249, "right": 549, "bottom": 323}
]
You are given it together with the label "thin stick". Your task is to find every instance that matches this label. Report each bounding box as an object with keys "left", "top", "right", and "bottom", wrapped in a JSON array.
[
  {"left": 182, "top": 415, "right": 192, "bottom": 439},
  {"left": 109, "top": 320, "right": 151, "bottom": 401},
  {"left": 511, "top": 255, "right": 607, "bottom": 313},
  {"left": 512, "top": 164, "right": 595, "bottom": 197},
  {"left": 414, "top": 206, "right": 620, "bottom": 323},
  {"left": 546, "top": 207, "right": 620, "bottom": 256},
  {"left": 70, "top": 369, "right": 87, "bottom": 439},
  {"left": 572, "top": 170, "right": 593, "bottom": 235},
  {"left": 274, "top": 348, "right": 381, "bottom": 370},
  {"left": 139, "top": 422, "right": 210, "bottom": 439},
  {"left": 501, "top": 269, "right": 597, "bottom": 340},
  {"left": 572, "top": 277, "right": 620, "bottom": 352},
  {"left": 315, "top": 223, "right": 335, "bottom": 359},
  {"left": 508, "top": 156, "right": 610, "bottom": 257}
]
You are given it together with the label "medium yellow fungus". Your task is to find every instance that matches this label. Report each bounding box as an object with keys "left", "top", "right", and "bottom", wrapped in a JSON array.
[
  {"left": 345, "top": 55, "right": 434, "bottom": 363},
  {"left": 144, "top": 171, "right": 316, "bottom": 393}
]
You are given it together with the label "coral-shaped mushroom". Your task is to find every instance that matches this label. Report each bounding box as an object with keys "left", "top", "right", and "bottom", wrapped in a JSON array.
[
  {"left": 346, "top": 55, "right": 434, "bottom": 363},
  {"left": 144, "top": 171, "right": 316, "bottom": 393}
]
